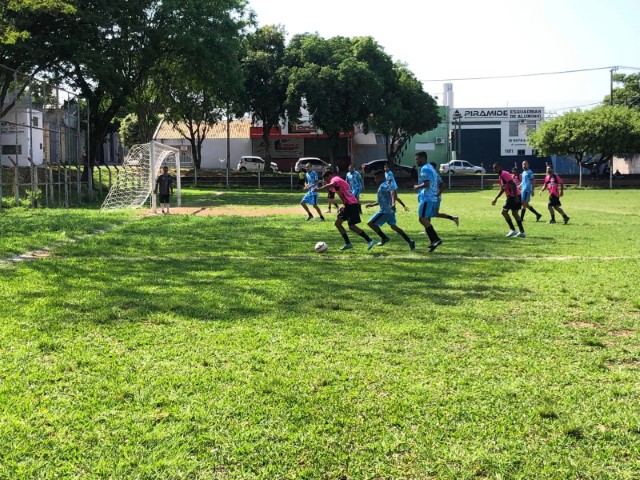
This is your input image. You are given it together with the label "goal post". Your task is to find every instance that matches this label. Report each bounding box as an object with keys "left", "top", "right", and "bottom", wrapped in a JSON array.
[{"left": 101, "top": 141, "right": 182, "bottom": 211}]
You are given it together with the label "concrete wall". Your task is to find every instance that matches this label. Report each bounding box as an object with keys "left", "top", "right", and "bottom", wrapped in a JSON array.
[{"left": 613, "top": 154, "right": 640, "bottom": 174}]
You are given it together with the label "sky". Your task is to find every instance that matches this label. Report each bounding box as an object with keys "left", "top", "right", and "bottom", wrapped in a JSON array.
[{"left": 246, "top": 0, "right": 640, "bottom": 114}]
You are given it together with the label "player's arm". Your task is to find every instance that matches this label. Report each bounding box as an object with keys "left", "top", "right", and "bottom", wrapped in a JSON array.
[
  {"left": 539, "top": 180, "right": 548, "bottom": 195},
  {"left": 413, "top": 179, "right": 430, "bottom": 190},
  {"left": 492, "top": 186, "right": 505, "bottom": 205}
]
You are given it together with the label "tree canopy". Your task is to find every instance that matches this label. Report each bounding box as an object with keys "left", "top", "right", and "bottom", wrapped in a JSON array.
[
  {"left": 604, "top": 72, "right": 640, "bottom": 111},
  {"left": 527, "top": 105, "right": 640, "bottom": 168},
  {"left": 241, "top": 24, "right": 288, "bottom": 166},
  {"left": 365, "top": 63, "right": 439, "bottom": 163},
  {"left": 285, "top": 34, "right": 393, "bottom": 167}
]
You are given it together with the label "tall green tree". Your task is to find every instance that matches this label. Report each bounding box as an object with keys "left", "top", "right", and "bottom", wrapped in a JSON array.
[
  {"left": 528, "top": 105, "right": 640, "bottom": 169},
  {"left": 604, "top": 73, "right": 640, "bottom": 111},
  {"left": 0, "top": 0, "right": 75, "bottom": 117},
  {"left": 285, "top": 34, "right": 392, "bottom": 169},
  {"left": 159, "top": 1, "right": 248, "bottom": 169},
  {"left": 241, "top": 24, "right": 288, "bottom": 168},
  {"left": 51, "top": 0, "right": 248, "bottom": 167},
  {"left": 365, "top": 63, "right": 439, "bottom": 163}
]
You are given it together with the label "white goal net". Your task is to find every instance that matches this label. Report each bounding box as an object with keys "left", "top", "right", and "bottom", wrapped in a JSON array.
[{"left": 100, "top": 141, "right": 182, "bottom": 211}]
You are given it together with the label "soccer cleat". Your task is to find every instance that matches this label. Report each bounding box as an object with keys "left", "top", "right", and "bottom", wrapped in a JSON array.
[
  {"left": 506, "top": 230, "right": 518, "bottom": 237},
  {"left": 377, "top": 237, "right": 390, "bottom": 246},
  {"left": 339, "top": 243, "right": 353, "bottom": 251},
  {"left": 418, "top": 231, "right": 427, "bottom": 235},
  {"left": 367, "top": 240, "right": 376, "bottom": 250},
  {"left": 454, "top": 216, "right": 459, "bottom": 227},
  {"left": 409, "top": 239, "right": 416, "bottom": 250},
  {"left": 319, "top": 217, "right": 325, "bottom": 222},
  {"left": 548, "top": 219, "right": 556, "bottom": 224},
  {"left": 428, "top": 239, "right": 442, "bottom": 252},
  {"left": 325, "top": 210, "right": 331, "bottom": 213},
  {"left": 306, "top": 215, "right": 314, "bottom": 221},
  {"left": 563, "top": 216, "right": 570, "bottom": 225},
  {"left": 536, "top": 214, "right": 542, "bottom": 222},
  {"left": 516, "top": 232, "right": 526, "bottom": 238}
]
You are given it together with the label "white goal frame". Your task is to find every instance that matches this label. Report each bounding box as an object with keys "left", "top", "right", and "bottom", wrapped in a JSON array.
[{"left": 100, "top": 141, "right": 182, "bottom": 212}]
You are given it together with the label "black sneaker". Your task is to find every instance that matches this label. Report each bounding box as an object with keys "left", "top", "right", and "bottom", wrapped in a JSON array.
[
  {"left": 548, "top": 219, "right": 556, "bottom": 224},
  {"left": 320, "top": 216, "right": 325, "bottom": 221},
  {"left": 306, "top": 215, "right": 314, "bottom": 221},
  {"left": 536, "top": 214, "right": 542, "bottom": 222},
  {"left": 409, "top": 239, "right": 416, "bottom": 250},
  {"left": 563, "top": 216, "right": 570, "bottom": 225},
  {"left": 377, "top": 237, "right": 390, "bottom": 246},
  {"left": 428, "top": 239, "right": 442, "bottom": 252}
]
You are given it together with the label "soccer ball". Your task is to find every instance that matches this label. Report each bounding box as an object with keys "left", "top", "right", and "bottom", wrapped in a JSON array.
[{"left": 315, "top": 241, "right": 328, "bottom": 253}]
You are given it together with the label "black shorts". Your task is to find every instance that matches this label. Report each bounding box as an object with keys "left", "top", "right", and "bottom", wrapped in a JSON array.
[
  {"left": 548, "top": 195, "right": 562, "bottom": 207},
  {"left": 503, "top": 195, "right": 521, "bottom": 211},
  {"left": 327, "top": 191, "right": 336, "bottom": 200},
  {"left": 159, "top": 194, "right": 170, "bottom": 203},
  {"left": 337, "top": 203, "right": 361, "bottom": 225}
]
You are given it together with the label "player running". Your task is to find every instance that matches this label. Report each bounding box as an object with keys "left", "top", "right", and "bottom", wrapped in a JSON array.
[
  {"left": 300, "top": 163, "right": 325, "bottom": 221},
  {"left": 383, "top": 163, "right": 409, "bottom": 211},
  {"left": 317, "top": 171, "right": 376, "bottom": 251},
  {"left": 413, "top": 152, "right": 443, "bottom": 252},
  {"left": 492, "top": 162, "right": 525, "bottom": 237},
  {"left": 365, "top": 170, "right": 415, "bottom": 250},
  {"left": 540, "top": 165, "right": 570, "bottom": 224}
]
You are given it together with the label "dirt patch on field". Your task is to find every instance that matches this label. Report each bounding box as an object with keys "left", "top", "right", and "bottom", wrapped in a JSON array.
[
  {"left": 149, "top": 206, "right": 304, "bottom": 217},
  {"left": 566, "top": 321, "right": 601, "bottom": 329}
]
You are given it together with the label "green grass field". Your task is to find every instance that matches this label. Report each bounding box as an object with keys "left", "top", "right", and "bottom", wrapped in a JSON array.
[{"left": 1, "top": 187, "right": 639, "bottom": 479}]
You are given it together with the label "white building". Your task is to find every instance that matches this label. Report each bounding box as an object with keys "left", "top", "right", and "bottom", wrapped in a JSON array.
[{"left": 0, "top": 107, "right": 44, "bottom": 166}]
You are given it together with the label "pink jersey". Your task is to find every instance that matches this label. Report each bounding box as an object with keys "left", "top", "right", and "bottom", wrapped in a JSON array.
[
  {"left": 498, "top": 170, "right": 518, "bottom": 197},
  {"left": 328, "top": 176, "right": 358, "bottom": 205},
  {"left": 543, "top": 173, "right": 563, "bottom": 197}
]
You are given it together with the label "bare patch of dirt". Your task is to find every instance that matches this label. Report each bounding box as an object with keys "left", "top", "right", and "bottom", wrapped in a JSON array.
[
  {"left": 609, "top": 330, "right": 634, "bottom": 337},
  {"left": 566, "top": 321, "right": 601, "bottom": 329},
  {"left": 146, "top": 206, "right": 303, "bottom": 217}
]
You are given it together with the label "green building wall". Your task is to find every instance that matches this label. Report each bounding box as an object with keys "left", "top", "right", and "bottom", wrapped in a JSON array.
[{"left": 397, "top": 106, "right": 450, "bottom": 167}]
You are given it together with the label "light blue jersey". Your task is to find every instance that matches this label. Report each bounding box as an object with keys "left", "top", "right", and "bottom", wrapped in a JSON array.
[
  {"left": 301, "top": 170, "right": 319, "bottom": 204},
  {"left": 346, "top": 170, "right": 363, "bottom": 197},
  {"left": 376, "top": 181, "right": 394, "bottom": 214},
  {"left": 521, "top": 169, "right": 534, "bottom": 192},
  {"left": 385, "top": 170, "right": 398, "bottom": 191},
  {"left": 418, "top": 163, "right": 438, "bottom": 202}
]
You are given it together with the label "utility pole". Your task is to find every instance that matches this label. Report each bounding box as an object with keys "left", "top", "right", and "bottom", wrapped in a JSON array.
[{"left": 610, "top": 66, "right": 618, "bottom": 106}]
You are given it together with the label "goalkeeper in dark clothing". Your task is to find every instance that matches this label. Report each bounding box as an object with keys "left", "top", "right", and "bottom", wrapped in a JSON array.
[{"left": 155, "top": 166, "right": 174, "bottom": 214}]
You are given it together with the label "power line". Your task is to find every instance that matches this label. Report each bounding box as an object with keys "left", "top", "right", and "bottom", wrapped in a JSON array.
[{"left": 421, "top": 66, "right": 640, "bottom": 83}]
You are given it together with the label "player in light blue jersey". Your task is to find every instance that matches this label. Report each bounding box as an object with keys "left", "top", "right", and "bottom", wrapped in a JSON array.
[
  {"left": 383, "top": 163, "right": 408, "bottom": 211},
  {"left": 300, "top": 163, "right": 325, "bottom": 221},
  {"left": 365, "top": 170, "right": 415, "bottom": 249},
  {"left": 346, "top": 164, "right": 363, "bottom": 199},
  {"left": 519, "top": 160, "right": 542, "bottom": 222},
  {"left": 429, "top": 162, "right": 459, "bottom": 226},
  {"left": 414, "top": 151, "right": 442, "bottom": 252}
]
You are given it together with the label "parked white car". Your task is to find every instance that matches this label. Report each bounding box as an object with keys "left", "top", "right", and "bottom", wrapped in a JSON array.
[
  {"left": 439, "top": 160, "right": 485, "bottom": 175},
  {"left": 294, "top": 157, "right": 331, "bottom": 173},
  {"left": 236, "top": 156, "right": 278, "bottom": 172}
]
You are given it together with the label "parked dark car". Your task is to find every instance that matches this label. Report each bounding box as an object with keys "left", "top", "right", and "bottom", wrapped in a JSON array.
[{"left": 361, "top": 159, "right": 417, "bottom": 179}]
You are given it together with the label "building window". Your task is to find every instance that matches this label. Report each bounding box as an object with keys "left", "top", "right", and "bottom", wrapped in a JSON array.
[
  {"left": 526, "top": 120, "right": 536, "bottom": 132},
  {"left": 517, "top": 149, "right": 526, "bottom": 156},
  {"left": 2, "top": 145, "right": 22, "bottom": 155},
  {"left": 509, "top": 121, "right": 519, "bottom": 137},
  {"left": 32, "top": 117, "right": 39, "bottom": 127}
]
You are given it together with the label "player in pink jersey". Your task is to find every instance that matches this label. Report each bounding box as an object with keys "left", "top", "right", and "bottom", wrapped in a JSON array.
[
  {"left": 491, "top": 162, "right": 525, "bottom": 237},
  {"left": 317, "top": 171, "right": 376, "bottom": 251},
  {"left": 540, "top": 165, "right": 570, "bottom": 224}
]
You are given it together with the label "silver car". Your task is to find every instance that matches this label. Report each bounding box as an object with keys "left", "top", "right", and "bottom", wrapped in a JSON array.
[
  {"left": 439, "top": 160, "right": 485, "bottom": 175},
  {"left": 294, "top": 157, "right": 330, "bottom": 173}
]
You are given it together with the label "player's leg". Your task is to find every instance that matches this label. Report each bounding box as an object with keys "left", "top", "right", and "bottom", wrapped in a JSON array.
[
  {"left": 511, "top": 207, "right": 525, "bottom": 236},
  {"left": 344, "top": 204, "right": 374, "bottom": 249},
  {"left": 367, "top": 212, "right": 388, "bottom": 243},
  {"left": 312, "top": 203, "right": 325, "bottom": 221},
  {"left": 555, "top": 205, "right": 569, "bottom": 224},
  {"left": 502, "top": 207, "right": 517, "bottom": 236},
  {"left": 419, "top": 202, "right": 441, "bottom": 250},
  {"left": 389, "top": 224, "right": 415, "bottom": 249},
  {"left": 300, "top": 200, "right": 313, "bottom": 219}
]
